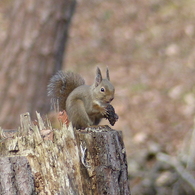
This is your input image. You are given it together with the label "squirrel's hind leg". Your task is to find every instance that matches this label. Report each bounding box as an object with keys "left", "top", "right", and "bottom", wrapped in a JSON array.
[{"left": 67, "top": 99, "right": 92, "bottom": 129}]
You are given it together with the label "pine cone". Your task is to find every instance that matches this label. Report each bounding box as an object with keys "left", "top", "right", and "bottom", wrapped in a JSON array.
[{"left": 104, "top": 104, "right": 119, "bottom": 126}]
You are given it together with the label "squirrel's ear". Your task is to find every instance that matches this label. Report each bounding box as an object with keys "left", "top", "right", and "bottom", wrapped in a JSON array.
[
  {"left": 95, "top": 67, "right": 102, "bottom": 87},
  {"left": 106, "top": 67, "right": 110, "bottom": 81}
]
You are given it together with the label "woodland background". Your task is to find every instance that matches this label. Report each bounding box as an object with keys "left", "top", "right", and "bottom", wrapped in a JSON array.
[{"left": 1, "top": 0, "right": 195, "bottom": 194}]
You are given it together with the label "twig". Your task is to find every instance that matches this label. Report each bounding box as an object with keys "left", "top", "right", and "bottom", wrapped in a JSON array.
[
  {"left": 186, "top": 117, "right": 195, "bottom": 169},
  {"left": 157, "top": 152, "right": 195, "bottom": 191}
]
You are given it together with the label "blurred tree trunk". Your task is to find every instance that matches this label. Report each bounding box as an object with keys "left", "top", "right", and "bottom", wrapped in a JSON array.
[{"left": 0, "top": 0, "right": 76, "bottom": 128}]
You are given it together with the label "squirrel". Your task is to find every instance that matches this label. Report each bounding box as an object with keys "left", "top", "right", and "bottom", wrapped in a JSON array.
[{"left": 47, "top": 67, "right": 118, "bottom": 129}]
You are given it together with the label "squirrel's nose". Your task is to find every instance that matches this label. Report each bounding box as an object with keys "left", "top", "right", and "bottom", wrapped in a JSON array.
[
  {"left": 106, "top": 97, "right": 114, "bottom": 103},
  {"left": 110, "top": 97, "right": 114, "bottom": 102}
]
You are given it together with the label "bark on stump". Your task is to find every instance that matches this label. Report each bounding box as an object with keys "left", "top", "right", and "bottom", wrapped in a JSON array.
[
  {"left": 0, "top": 113, "right": 130, "bottom": 195},
  {"left": 75, "top": 129, "right": 130, "bottom": 195}
]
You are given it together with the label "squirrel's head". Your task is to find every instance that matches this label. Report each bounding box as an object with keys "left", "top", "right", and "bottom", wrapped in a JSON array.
[{"left": 93, "top": 67, "right": 115, "bottom": 105}]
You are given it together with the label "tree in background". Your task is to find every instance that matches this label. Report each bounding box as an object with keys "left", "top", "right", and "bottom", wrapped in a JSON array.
[{"left": 0, "top": 0, "right": 76, "bottom": 128}]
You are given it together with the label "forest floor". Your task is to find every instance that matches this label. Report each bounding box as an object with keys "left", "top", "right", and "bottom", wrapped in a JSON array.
[{"left": 65, "top": 0, "right": 195, "bottom": 194}]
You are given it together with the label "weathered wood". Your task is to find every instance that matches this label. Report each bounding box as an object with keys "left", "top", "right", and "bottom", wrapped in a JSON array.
[
  {"left": 0, "top": 113, "right": 84, "bottom": 195},
  {"left": 0, "top": 156, "right": 35, "bottom": 195},
  {"left": 75, "top": 128, "right": 130, "bottom": 195},
  {"left": 0, "top": 113, "right": 131, "bottom": 195}
]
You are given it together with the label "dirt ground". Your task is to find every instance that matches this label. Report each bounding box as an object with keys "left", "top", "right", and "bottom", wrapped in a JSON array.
[{"left": 65, "top": 0, "right": 195, "bottom": 194}]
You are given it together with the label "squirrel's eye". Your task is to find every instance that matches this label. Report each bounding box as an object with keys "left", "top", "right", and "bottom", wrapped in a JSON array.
[{"left": 101, "top": 87, "right": 105, "bottom": 92}]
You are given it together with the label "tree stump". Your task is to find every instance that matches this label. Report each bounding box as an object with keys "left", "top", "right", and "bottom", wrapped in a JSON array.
[
  {"left": 0, "top": 113, "right": 130, "bottom": 195},
  {"left": 0, "top": 156, "right": 34, "bottom": 195},
  {"left": 75, "top": 128, "right": 130, "bottom": 195}
]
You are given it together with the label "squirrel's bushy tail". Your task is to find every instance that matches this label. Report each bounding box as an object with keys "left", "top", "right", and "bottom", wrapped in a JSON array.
[{"left": 47, "top": 71, "right": 85, "bottom": 111}]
